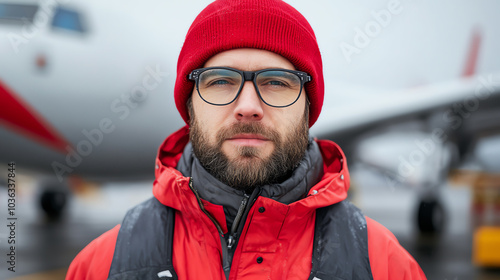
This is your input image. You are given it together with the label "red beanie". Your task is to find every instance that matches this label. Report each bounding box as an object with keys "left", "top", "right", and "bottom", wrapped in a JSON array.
[{"left": 174, "top": 0, "right": 324, "bottom": 127}]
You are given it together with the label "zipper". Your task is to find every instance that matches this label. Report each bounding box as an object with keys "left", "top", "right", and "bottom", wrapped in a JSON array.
[
  {"left": 188, "top": 178, "right": 224, "bottom": 234},
  {"left": 188, "top": 178, "right": 231, "bottom": 274},
  {"left": 189, "top": 178, "right": 262, "bottom": 278},
  {"left": 227, "top": 193, "right": 249, "bottom": 249},
  {"left": 223, "top": 187, "right": 260, "bottom": 279},
  {"left": 225, "top": 186, "right": 262, "bottom": 263}
]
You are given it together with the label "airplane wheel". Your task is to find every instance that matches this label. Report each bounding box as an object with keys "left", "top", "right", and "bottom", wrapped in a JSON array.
[
  {"left": 40, "top": 189, "right": 67, "bottom": 220},
  {"left": 417, "top": 199, "right": 445, "bottom": 233}
]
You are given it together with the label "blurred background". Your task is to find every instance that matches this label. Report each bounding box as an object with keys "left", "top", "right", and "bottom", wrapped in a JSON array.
[{"left": 1, "top": 0, "right": 500, "bottom": 279}]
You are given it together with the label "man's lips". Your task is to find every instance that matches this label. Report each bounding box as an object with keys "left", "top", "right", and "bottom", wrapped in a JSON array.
[
  {"left": 228, "top": 133, "right": 269, "bottom": 140},
  {"left": 226, "top": 134, "right": 270, "bottom": 146}
]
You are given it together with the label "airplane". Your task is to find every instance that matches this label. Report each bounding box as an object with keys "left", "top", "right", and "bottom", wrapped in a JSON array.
[{"left": 1, "top": 0, "right": 499, "bottom": 233}]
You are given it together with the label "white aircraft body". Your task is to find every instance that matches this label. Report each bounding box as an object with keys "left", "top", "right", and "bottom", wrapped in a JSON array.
[{"left": 1, "top": 0, "right": 499, "bottom": 229}]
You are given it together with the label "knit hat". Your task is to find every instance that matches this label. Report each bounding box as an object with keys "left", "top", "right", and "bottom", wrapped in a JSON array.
[{"left": 174, "top": 0, "right": 324, "bottom": 127}]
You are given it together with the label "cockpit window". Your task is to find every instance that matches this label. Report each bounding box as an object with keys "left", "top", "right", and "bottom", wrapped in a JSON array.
[
  {"left": 0, "top": 4, "right": 39, "bottom": 24},
  {"left": 51, "top": 6, "right": 86, "bottom": 33}
]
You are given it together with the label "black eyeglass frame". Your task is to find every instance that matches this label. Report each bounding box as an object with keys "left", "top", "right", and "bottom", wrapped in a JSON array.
[{"left": 188, "top": 67, "right": 312, "bottom": 108}]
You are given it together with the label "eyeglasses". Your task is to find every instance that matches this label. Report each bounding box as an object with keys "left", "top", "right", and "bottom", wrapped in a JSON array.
[{"left": 188, "top": 67, "right": 311, "bottom": 108}]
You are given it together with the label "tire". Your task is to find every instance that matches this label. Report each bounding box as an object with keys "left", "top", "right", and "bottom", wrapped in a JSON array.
[
  {"left": 417, "top": 199, "right": 445, "bottom": 233},
  {"left": 40, "top": 189, "right": 67, "bottom": 220}
]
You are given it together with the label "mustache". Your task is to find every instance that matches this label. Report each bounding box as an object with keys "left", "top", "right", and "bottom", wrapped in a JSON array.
[{"left": 216, "top": 122, "right": 280, "bottom": 144}]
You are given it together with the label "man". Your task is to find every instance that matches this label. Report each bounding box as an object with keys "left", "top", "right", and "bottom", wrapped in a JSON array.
[{"left": 67, "top": 0, "right": 426, "bottom": 279}]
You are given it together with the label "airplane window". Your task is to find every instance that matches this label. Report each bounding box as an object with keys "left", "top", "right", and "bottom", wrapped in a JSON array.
[
  {"left": 0, "top": 4, "right": 39, "bottom": 24},
  {"left": 51, "top": 6, "right": 86, "bottom": 33}
]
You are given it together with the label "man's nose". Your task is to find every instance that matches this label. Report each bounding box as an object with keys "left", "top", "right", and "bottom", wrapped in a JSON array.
[{"left": 233, "top": 81, "right": 264, "bottom": 121}]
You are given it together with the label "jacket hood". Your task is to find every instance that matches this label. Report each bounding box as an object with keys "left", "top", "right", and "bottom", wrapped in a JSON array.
[{"left": 153, "top": 126, "right": 350, "bottom": 212}]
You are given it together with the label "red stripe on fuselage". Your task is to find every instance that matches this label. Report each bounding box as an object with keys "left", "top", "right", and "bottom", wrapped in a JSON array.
[{"left": 0, "top": 79, "right": 69, "bottom": 153}]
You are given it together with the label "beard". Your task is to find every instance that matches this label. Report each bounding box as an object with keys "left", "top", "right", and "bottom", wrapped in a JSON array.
[{"left": 189, "top": 109, "right": 309, "bottom": 192}]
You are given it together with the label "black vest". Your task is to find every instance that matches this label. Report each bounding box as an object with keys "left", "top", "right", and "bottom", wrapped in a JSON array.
[{"left": 108, "top": 197, "right": 373, "bottom": 280}]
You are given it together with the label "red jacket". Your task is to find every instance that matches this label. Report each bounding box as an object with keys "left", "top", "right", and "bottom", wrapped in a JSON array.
[{"left": 66, "top": 126, "right": 426, "bottom": 280}]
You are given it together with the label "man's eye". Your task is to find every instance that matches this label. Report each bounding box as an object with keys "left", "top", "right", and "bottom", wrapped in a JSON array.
[
  {"left": 268, "top": 80, "right": 286, "bottom": 86},
  {"left": 208, "top": 79, "right": 232, "bottom": 86},
  {"left": 262, "top": 80, "right": 289, "bottom": 87}
]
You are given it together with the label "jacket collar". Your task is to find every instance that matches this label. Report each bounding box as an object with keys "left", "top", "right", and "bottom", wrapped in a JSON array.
[
  {"left": 153, "top": 126, "right": 350, "bottom": 213},
  {"left": 175, "top": 137, "right": 324, "bottom": 230}
]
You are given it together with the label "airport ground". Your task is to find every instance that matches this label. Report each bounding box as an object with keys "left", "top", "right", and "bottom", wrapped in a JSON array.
[{"left": 1, "top": 170, "right": 499, "bottom": 280}]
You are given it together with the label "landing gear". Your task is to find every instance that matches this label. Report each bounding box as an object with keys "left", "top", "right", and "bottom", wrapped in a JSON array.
[
  {"left": 40, "top": 189, "right": 68, "bottom": 220},
  {"left": 417, "top": 199, "right": 445, "bottom": 233}
]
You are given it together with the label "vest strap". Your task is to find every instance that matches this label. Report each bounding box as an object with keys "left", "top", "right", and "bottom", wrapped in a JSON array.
[
  {"left": 308, "top": 200, "right": 373, "bottom": 280},
  {"left": 108, "top": 198, "right": 178, "bottom": 280}
]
